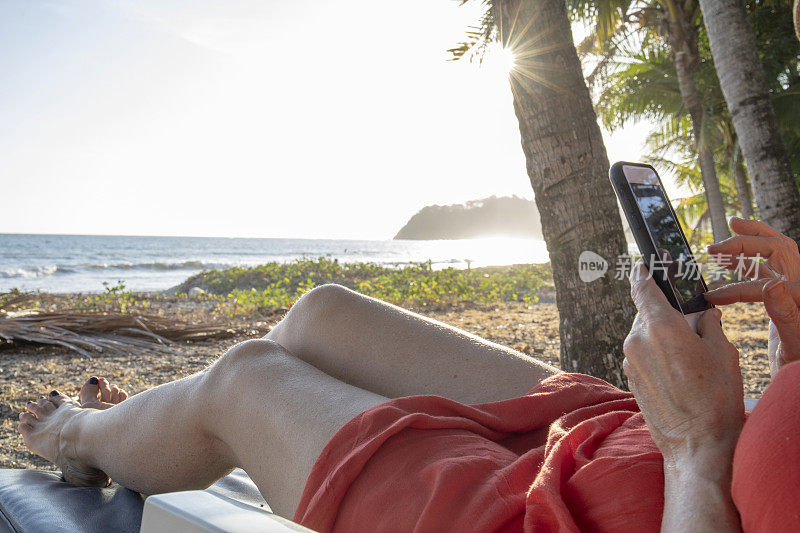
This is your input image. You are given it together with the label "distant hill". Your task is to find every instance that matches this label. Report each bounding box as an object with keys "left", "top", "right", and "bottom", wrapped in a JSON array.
[{"left": 394, "top": 196, "right": 543, "bottom": 240}]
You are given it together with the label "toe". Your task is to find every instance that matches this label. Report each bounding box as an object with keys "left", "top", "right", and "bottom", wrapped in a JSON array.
[
  {"left": 98, "top": 378, "right": 113, "bottom": 402},
  {"left": 26, "top": 401, "right": 42, "bottom": 418},
  {"left": 47, "top": 390, "right": 69, "bottom": 407},
  {"left": 109, "top": 385, "right": 121, "bottom": 403},
  {"left": 19, "top": 412, "right": 36, "bottom": 426},
  {"left": 118, "top": 389, "right": 128, "bottom": 402},
  {"left": 38, "top": 398, "right": 57, "bottom": 414},
  {"left": 79, "top": 377, "right": 101, "bottom": 405},
  {"left": 17, "top": 422, "right": 32, "bottom": 435},
  {"left": 27, "top": 398, "right": 54, "bottom": 417}
]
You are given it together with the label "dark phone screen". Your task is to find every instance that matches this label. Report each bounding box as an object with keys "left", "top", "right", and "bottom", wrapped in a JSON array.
[{"left": 622, "top": 165, "right": 709, "bottom": 314}]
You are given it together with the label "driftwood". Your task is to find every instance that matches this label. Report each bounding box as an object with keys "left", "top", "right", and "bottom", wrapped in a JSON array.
[{"left": 0, "top": 293, "right": 236, "bottom": 357}]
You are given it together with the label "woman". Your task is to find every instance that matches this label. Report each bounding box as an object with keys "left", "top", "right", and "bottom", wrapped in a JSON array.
[{"left": 18, "top": 217, "right": 800, "bottom": 532}]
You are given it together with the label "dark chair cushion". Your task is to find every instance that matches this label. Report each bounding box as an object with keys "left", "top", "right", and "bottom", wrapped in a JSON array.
[{"left": 0, "top": 468, "right": 266, "bottom": 533}]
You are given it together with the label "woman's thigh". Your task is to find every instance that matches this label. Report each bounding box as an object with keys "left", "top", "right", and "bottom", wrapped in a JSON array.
[{"left": 266, "top": 284, "right": 559, "bottom": 404}]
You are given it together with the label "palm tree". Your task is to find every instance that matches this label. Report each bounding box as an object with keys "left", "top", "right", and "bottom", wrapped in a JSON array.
[
  {"left": 572, "top": 0, "right": 732, "bottom": 242},
  {"left": 653, "top": 1, "right": 732, "bottom": 241},
  {"left": 718, "top": 120, "right": 756, "bottom": 220},
  {"left": 699, "top": 0, "right": 800, "bottom": 242},
  {"left": 594, "top": 38, "right": 756, "bottom": 225},
  {"left": 452, "top": 0, "right": 636, "bottom": 388},
  {"left": 644, "top": 122, "right": 741, "bottom": 243},
  {"left": 731, "top": 158, "right": 755, "bottom": 219}
]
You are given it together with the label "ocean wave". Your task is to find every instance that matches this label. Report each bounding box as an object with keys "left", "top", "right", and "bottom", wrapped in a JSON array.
[
  {"left": 0, "top": 261, "right": 226, "bottom": 279},
  {"left": 81, "top": 260, "right": 224, "bottom": 271},
  {"left": 0, "top": 265, "right": 61, "bottom": 279}
]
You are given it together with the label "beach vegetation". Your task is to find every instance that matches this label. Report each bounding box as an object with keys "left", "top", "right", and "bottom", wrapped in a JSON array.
[
  {"left": 177, "top": 257, "right": 552, "bottom": 313},
  {"left": 4, "top": 259, "right": 552, "bottom": 321},
  {"left": 77, "top": 280, "right": 148, "bottom": 314}
]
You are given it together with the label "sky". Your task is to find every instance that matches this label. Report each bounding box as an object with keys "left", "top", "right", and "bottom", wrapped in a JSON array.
[{"left": 0, "top": 0, "right": 657, "bottom": 240}]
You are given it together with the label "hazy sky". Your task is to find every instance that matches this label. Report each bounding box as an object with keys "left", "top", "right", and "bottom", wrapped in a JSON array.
[{"left": 1, "top": 0, "right": 656, "bottom": 239}]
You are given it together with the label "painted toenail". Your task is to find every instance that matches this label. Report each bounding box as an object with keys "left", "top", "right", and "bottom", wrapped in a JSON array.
[
  {"left": 89, "top": 377, "right": 99, "bottom": 385},
  {"left": 50, "top": 390, "right": 60, "bottom": 397}
]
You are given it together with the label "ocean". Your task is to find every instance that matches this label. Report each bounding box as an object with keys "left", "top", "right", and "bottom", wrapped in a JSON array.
[{"left": 0, "top": 234, "right": 550, "bottom": 293}]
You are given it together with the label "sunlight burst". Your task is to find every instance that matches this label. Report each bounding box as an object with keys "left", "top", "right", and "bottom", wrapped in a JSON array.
[{"left": 488, "top": 44, "right": 517, "bottom": 75}]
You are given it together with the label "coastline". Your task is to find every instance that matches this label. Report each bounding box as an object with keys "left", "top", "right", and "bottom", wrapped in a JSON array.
[{"left": 0, "top": 234, "right": 551, "bottom": 294}]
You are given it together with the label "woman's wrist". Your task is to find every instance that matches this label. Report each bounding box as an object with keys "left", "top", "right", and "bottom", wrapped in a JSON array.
[
  {"left": 661, "top": 441, "right": 742, "bottom": 532},
  {"left": 662, "top": 437, "right": 738, "bottom": 483}
]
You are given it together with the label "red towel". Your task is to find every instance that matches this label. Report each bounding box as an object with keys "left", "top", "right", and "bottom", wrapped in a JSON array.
[{"left": 294, "top": 373, "right": 664, "bottom": 532}]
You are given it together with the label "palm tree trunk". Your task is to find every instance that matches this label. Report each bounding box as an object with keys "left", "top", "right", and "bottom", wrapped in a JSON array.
[
  {"left": 733, "top": 156, "right": 755, "bottom": 219},
  {"left": 696, "top": 143, "right": 731, "bottom": 241},
  {"left": 665, "top": 7, "right": 731, "bottom": 242},
  {"left": 498, "top": 0, "right": 635, "bottom": 388},
  {"left": 699, "top": 0, "right": 800, "bottom": 241}
]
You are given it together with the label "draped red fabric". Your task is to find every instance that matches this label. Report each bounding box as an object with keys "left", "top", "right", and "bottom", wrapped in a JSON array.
[
  {"left": 294, "top": 373, "right": 665, "bottom": 532},
  {"left": 733, "top": 360, "right": 800, "bottom": 532}
]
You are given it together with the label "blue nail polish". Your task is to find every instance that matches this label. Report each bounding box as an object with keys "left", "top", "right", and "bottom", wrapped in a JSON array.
[
  {"left": 89, "top": 377, "right": 99, "bottom": 385},
  {"left": 49, "top": 390, "right": 59, "bottom": 397}
]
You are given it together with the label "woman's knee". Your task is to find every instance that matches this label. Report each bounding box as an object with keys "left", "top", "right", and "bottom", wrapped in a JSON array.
[
  {"left": 270, "top": 284, "right": 362, "bottom": 342},
  {"left": 204, "top": 339, "right": 292, "bottom": 393},
  {"left": 294, "top": 284, "right": 360, "bottom": 316}
]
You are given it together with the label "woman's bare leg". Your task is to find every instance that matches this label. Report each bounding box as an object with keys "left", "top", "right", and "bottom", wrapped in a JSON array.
[
  {"left": 18, "top": 339, "right": 386, "bottom": 518},
  {"left": 267, "top": 284, "right": 559, "bottom": 404},
  {"left": 19, "top": 286, "right": 555, "bottom": 515}
]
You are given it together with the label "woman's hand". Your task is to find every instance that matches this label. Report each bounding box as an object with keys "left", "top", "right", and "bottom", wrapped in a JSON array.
[
  {"left": 707, "top": 217, "right": 800, "bottom": 282},
  {"left": 704, "top": 217, "right": 800, "bottom": 377},
  {"left": 623, "top": 261, "right": 744, "bottom": 462},
  {"left": 624, "top": 261, "right": 744, "bottom": 532}
]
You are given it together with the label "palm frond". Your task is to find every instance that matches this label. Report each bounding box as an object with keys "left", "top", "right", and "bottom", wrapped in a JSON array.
[
  {"left": 0, "top": 293, "right": 239, "bottom": 357},
  {"left": 448, "top": 0, "right": 497, "bottom": 62}
]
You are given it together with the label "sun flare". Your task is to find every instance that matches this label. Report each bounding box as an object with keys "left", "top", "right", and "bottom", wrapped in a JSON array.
[{"left": 489, "top": 44, "right": 517, "bottom": 75}]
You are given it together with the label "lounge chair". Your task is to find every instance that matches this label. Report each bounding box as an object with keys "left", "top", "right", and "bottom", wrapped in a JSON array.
[{"left": 0, "top": 468, "right": 313, "bottom": 532}]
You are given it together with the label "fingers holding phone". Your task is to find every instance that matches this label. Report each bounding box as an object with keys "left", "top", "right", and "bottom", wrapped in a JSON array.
[
  {"left": 762, "top": 280, "right": 800, "bottom": 374},
  {"left": 629, "top": 262, "right": 676, "bottom": 315},
  {"left": 707, "top": 217, "right": 800, "bottom": 282},
  {"left": 624, "top": 261, "right": 743, "bottom": 458},
  {"left": 704, "top": 218, "right": 800, "bottom": 377},
  {"left": 628, "top": 261, "right": 722, "bottom": 340}
]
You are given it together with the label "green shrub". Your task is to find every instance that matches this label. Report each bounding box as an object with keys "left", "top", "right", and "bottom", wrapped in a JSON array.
[{"left": 180, "top": 257, "right": 551, "bottom": 314}]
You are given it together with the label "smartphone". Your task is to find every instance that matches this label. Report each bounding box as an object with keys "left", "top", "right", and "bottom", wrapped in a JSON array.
[{"left": 609, "top": 161, "right": 712, "bottom": 332}]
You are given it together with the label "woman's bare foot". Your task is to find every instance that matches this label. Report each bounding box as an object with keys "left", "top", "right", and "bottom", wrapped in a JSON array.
[
  {"left": 79, "top": 377, "right": 128, "bottom": 410},
  {"left": 18, "top": 391, "right": 110, "bottom": 487}
]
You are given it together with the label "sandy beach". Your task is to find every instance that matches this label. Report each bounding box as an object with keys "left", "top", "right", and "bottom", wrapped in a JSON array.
[{"left": 0, "top": 293, "right": 771, "bottom": 471}]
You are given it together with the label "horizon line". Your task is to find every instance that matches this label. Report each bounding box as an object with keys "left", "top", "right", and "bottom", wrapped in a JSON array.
[
  {"left": 0, "top": 231, "right": 397, "bottom": 241},
  {"left": 0, "top": 231, "right": 547, "bottom": 242}
]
